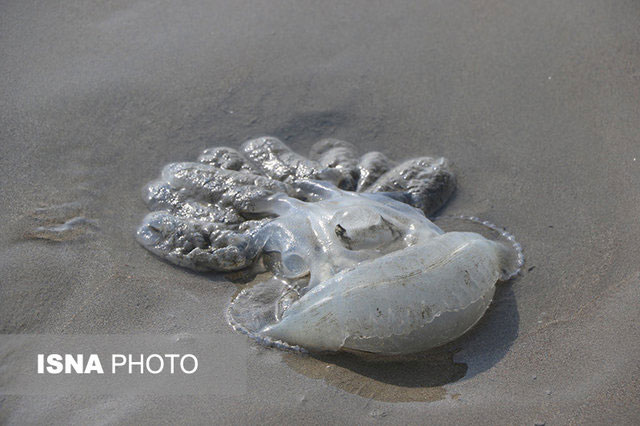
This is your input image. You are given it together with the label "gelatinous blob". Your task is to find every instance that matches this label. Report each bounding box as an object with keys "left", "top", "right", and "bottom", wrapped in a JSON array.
[
  {"left": 367, "top": 156, "right": 456, "bottom": 216},
  {"left": 356, "top": 151, "right": 394, "bottom": 191},
  {"left": 25, "top": 202, "right": 98, "bottom": 241},
  {"left": 198, "top": 146, "right": 258, "bottom": 173},
  {"left": 308, "top": 138, "right": 360, "bottom": 190},
  {"left": 137, "top": 136, "right": 521, "bottom": 355}
]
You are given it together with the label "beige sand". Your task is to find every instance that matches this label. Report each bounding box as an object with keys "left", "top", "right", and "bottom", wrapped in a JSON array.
[{"left": 1, "top": 0, "right": 639, "bottom": 423}]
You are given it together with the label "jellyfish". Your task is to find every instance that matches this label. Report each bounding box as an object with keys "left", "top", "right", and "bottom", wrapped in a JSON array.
[{"left": 137, "top": 137, "right": 522, "bottom": 355}]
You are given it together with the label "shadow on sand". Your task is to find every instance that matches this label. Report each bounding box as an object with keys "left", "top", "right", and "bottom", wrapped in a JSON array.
[{"left": 281, "top": 281, "right": 519, "bottom": 402}]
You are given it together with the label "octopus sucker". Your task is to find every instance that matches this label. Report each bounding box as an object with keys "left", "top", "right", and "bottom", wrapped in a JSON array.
[{"left": 137, "top": 136, "right": 522, "bottom": 355}]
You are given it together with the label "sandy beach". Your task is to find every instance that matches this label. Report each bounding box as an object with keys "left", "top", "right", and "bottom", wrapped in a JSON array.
[{"left": 1, "top": 0, "right": 639, "bottom": 423}]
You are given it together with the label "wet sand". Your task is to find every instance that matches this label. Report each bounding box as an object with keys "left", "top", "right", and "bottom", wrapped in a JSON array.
[{"left": 1, "top": 0, "right": 639, "bottom": 424}]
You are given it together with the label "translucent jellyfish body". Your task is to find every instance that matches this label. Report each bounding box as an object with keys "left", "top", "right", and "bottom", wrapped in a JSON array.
[{"left": 136, "top": 137, "right": 522, "bottom": 355}]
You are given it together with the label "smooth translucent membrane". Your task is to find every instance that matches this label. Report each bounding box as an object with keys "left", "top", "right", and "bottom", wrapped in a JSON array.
[{"left": 226, "top": 196, "right": 523, "bottom": 355}]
